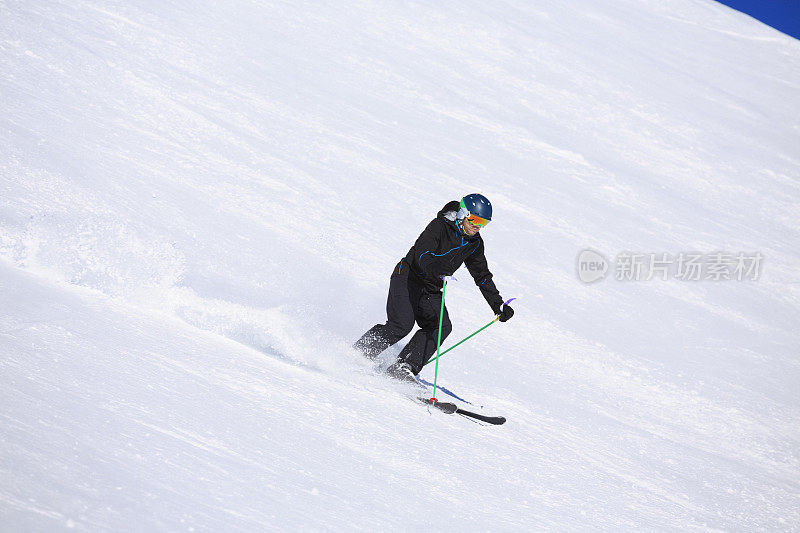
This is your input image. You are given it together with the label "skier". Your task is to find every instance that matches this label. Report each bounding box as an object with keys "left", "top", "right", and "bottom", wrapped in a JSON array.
[{"left": 354, "top": 193, "right": 514, "bottom": 382}]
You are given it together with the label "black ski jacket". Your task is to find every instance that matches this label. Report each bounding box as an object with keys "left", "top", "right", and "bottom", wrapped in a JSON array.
[{"left": 398, "top": 200, "right": 505, "bottom": 313}]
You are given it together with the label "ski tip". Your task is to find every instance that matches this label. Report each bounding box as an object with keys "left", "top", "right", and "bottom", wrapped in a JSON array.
[
  {"left": 472, "top": 415, "right": 506, "bottom": 425},
  {"left": 454, "top": 408, "right": 507, "bottom": 425}
]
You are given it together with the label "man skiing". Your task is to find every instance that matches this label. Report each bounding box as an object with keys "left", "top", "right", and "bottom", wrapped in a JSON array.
[{"left": 354, "top": 193, "right": 514, "bottom": 382}]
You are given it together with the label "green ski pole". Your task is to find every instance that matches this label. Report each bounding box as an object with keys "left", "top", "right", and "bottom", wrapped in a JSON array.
[
  {"left": 430, "top": 276, "right": 456, "bottom": 403},
  {"left": 424, "top": 297, "right": 516, "bottom": 367},
  {"left": 424, "top": 317, "right": 498, "bottom": 367}
]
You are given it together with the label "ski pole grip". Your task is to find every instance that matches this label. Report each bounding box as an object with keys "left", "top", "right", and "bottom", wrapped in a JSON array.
[{"left": 494, "top": 297, "right": 517, "bottom": 319}]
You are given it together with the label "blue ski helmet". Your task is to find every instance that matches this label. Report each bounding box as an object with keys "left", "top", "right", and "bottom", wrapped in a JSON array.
[{"left": 459, "top": 193, "right": 492, "bottom": 223}]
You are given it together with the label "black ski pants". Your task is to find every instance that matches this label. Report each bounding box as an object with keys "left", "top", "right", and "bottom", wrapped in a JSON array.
[{"left": 354, "top": 262, "right": 452, "bottom": 374}]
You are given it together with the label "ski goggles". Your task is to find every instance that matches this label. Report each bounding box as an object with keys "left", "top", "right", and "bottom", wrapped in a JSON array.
[{"left": 464, "top": 212, "right": 490, "bottom": 228}]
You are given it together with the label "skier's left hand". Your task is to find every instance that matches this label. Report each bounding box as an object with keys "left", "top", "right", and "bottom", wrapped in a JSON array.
[{"left": 498, "top": 304, "right": 514, "bottom": 322}]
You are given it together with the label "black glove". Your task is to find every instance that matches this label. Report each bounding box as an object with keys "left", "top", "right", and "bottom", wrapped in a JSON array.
[{"left": 497, "top": 304, "right": 514, "bottom": 322}]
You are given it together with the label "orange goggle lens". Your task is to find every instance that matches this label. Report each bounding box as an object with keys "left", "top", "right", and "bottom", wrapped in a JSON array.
[{"left": 465, "top": 213, "right": 489, "bottom": 227}]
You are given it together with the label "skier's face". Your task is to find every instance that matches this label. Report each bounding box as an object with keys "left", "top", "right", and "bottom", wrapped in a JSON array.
[{"left": 462, "top": 217, "right": 482, "bottom": 236}]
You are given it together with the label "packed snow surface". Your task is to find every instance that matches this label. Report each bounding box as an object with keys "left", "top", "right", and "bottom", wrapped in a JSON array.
[{"left": 2, "top": 0, "right": 799, "bottom": 530}]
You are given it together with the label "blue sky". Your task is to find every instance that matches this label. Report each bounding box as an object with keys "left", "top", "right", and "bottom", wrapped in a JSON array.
[{"left": 714, "top": 0, "right": 800, "bottom": 39}]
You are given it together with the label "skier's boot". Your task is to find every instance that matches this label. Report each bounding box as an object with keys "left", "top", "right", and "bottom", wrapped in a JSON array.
[{"left": 386, "top": 361, "right": 418, "bottom": 384}]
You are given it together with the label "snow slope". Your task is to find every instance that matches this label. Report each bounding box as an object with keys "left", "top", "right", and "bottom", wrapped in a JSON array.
[{"left": 2, "top": 0, "right": 799, "bottom": 530}]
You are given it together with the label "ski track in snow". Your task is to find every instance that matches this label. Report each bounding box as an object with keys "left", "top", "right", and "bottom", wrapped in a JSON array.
[{"left": 2, "top": 0, "right": 800, "bottom": 530}]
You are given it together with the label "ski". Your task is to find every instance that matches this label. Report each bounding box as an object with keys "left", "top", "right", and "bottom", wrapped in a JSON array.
[
  {"left": 418, "top": 397, "right": 505, "bottom": 424},
  {"left": 417, "top": 379, "right": 505, "bottom": 424}
]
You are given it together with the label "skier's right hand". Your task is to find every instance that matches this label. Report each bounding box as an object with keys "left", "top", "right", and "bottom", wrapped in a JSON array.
[{"left": 497, "top": 305, "right": 514, "bottom": 322}]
